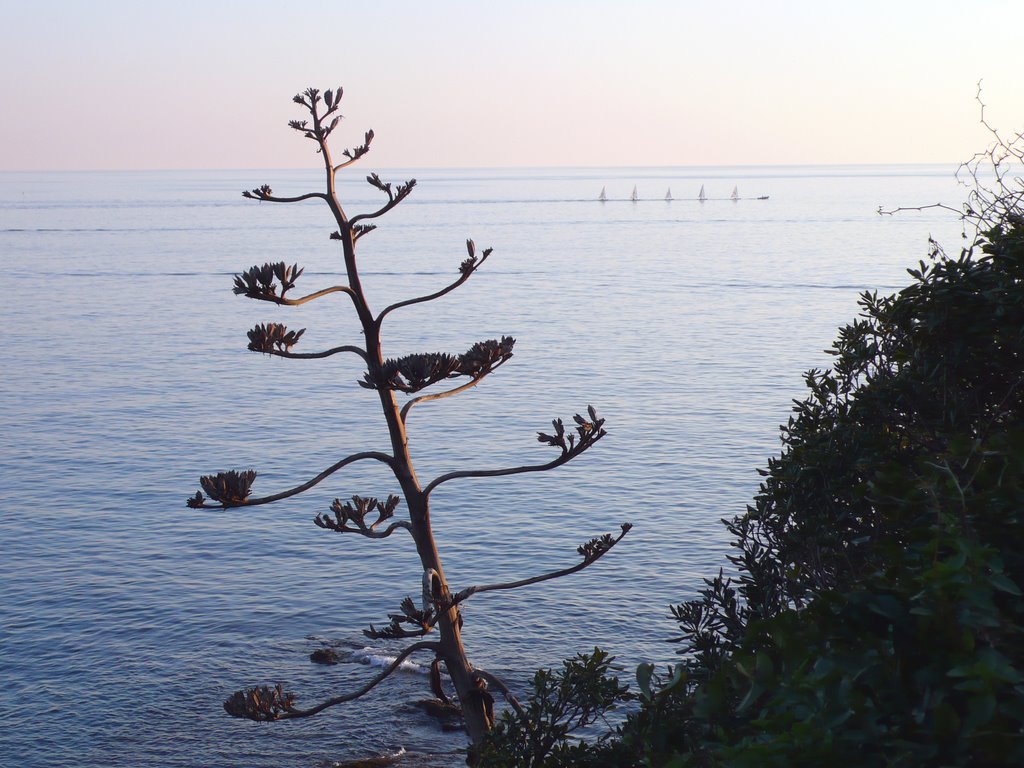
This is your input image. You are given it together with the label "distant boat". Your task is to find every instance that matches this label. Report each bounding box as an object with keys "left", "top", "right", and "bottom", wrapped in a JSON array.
[
  {"left": 698, "top": 185, "right": 706, "bottom": 202},
  {"left": 665, "top": 187, "right": 673, "bottom": 201},
  {"left": 731, "top": 186, "right": 739, "bottom": 201},
  {"left": 757, "top": 195, "right": 769, "bottom": 200},
  {"left": 631, "top": 186, "right": 638, "bottom": 202},
  {"left": 598, "top": 186, "right": 607, "bottom": 202}
]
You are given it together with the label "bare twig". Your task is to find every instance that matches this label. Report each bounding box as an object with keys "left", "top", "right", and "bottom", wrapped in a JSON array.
[
  {"left": 333, "top": 129, "right": 375, "bottom": 173},
  {"left": 424, "top": 449, "right": 589, "bottom": 497},
  {"left": 876, "top": 202, "right": 962, "bottom": 217},
  {"left": 243, "top": 188, "right": 328, "bottom": 204},
  {"left": 350, "top": 176, "right": 417, "bottom": 226},
  {"left": 319, "top": 520, "right": 412, "bottom": 539},
  {"left": 448, "top": 524, "right": 632, "bottom": 607},
  {"left": 377, "top": 240, "right": 494, "bottom": 326},
  {"left": 189, "top": 451, "right": 394, "bottom": 509},
  {"left": 423, "top": 408, "right": 606, "bottom": 497},
  {"left": 247, "top": 285, "right": 357, "bottom": 307},
  {"left": 259, "top": 344, "right": 368, "bottom": 362},
  {"left": 878, "top": 81, "right": 1024, "bottom": 232}
]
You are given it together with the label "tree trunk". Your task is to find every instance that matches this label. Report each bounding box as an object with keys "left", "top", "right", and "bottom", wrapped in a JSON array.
[
  {"left": 406, "top": 491, "right": 492, "bottom": 755},
  {"left": 374, "top": 381, "right": 492, "bottom": 756}
]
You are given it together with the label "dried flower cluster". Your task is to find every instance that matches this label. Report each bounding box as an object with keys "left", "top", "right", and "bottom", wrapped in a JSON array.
[
  {"left": 242, "top": 184, "right": 274, "bottom": 201},
  {"left": 361, "top": 336, "right": 516, "bottom": 393},
  {"left": 315, "top": 495, "right": 400, "bottom": 533},
  {"left": 459, "top": 336, "right": 516, "bottom": 376},
  {"left": 233, "top": 262, "right": 304, "bottom": 300},
  {"left": 578, "top": 523, "right": 633, "bottom": 562},
  {"left": 366, "top": 172, "right": 417, "bottom": 204},
  {"left": 537, "top": 406, "right": 607, "bottom": 455},
  {"left": 343, "top": 130, "right": 374, "bottom": 162},
  {"left": 365, "top": 596, "right": 434, "bottom": 640},
  {"left": 460, "top": 238, "right": 494, "bottom": 276},
  {"left": 191, "top": 469, "right": 257, "bottom": 507},
  {"left": 223, "top": 683, "right": 296, "bottom": 721},
  {"left": 247, "top": 322, "right": 306, "bottom": 354},
  {"left": 362, "top": 352, "right": 460, "bottom": 393},
  {"left": 286, "top": 87, "right": 345, "bottom": 142}
]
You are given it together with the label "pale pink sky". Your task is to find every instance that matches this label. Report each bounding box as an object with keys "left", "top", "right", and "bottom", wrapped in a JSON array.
[{"left": 3, "top": 0, "right": 1021, "bottom": 170}]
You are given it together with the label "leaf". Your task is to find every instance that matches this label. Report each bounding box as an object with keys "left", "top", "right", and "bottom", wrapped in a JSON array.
[
  {"left": 636, "top": 663, "right": 654, "bottom": 701},
  {"left": 990, "top": 572, "right": 1022, "bottom": 596}
]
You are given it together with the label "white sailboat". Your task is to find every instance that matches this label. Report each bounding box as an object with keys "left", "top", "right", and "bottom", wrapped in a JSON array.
[
  {"left": 731, "top": 186, "right": 739, "bottom": 201},
  {"left": 698, "top": 184, "right": 706, "bottom": 202},
  {"left": 598, "top": 186, "right": 607, "bottom": 202},
  {"left": 665, "top": 187, "right": 673, "bottom": 201},
  {"left": 631, "top": 186, "right": 638, "bottom": 202}
]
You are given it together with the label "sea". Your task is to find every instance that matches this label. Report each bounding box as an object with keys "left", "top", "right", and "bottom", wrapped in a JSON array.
[{"left": 0, "top": 164, "right": 971, "bottom": 766}]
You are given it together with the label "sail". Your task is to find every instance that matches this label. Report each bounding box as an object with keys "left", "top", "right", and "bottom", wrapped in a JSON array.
[
  {"left": 598, "top": 186, "right": 607, "bottom": 202},
  {"left": 631, "top": 186, "right": 638, "bottom": 202},
  {"left": 698, "top": 185, "right": 706, "bottom": 202},
  {"left": 731, "top": 186, "right": 739, "bottom": 201},
  {"left": 665, "top": 187, "right": 673, "bottom": 201}
]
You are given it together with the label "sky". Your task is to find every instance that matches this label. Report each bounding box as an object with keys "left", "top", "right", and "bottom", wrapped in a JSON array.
[{"left": 2, "top": 0, "right": 1022, "bottom": 170}]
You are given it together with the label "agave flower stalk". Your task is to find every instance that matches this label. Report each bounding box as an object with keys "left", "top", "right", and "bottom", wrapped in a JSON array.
[{"left": 187, "top": 85, "right": 629, "bottom": 760}]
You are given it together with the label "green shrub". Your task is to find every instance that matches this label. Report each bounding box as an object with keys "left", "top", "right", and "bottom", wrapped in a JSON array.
[
  {"left": 483, "top": 210, "right": 1024, "bottom": 766},
  {"left": 642, "top": 213, "right": 1024, "bottom": 767}
]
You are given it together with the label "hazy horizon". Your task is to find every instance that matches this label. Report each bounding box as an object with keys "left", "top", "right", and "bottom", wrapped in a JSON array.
[
  {"left": 0, "top": 159, "right": 976, "bottom": 174},
  {"left": 4, "top": 1, "right": 1022, "bottom": 172}
]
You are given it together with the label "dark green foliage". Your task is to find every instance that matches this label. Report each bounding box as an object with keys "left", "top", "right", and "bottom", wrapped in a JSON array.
[
  {"left": 482, "top": 208, "right": 1024, "bottom": 766},
  {"left": 634, "top": 214, "right": 1024, "bottom": 767},
  {"left": 480, "top": 649, "right": 629, "bottom": 767}
]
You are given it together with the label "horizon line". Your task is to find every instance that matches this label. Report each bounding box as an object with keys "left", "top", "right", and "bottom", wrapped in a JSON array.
[{"left": 0, "top": 160, "right": 969, "bottom": 175}]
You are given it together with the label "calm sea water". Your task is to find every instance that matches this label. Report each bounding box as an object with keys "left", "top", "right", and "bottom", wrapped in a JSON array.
[{"left": 1, "top": 165, "right": 967, "bottom": 766}]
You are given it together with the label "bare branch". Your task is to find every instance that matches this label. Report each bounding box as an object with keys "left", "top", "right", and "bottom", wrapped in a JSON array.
[
  {"left": 377, "top": 240, "right": 494, "bottom": 324},
  {"left": 242, "top": 186, "right": 328, "bottom": 204},
  {"left": 245, "top": 323, "right": 368, "bottom": 361},
  {"left": 233, "top": 264, "right": 360, "bottom": 313},
  {"left": 337, "top": 521, "right": 410, "bottom": 539},
  {"left": 241, "top": 285, "right": 357, "bottom": 307},
  {"left": 257, "top": 345, "right": 368, "bottom": 362},
  {"left": 224, "top": 640, "right": 439, "bottom": 721},
  {"left": 877, "top": 202, "right": 963, "bottom": 217},
  {"left": 187, "top": 451, "right": 394, "bottom": 509},
  {"left": 350, "top": 175, "right": 418, "bottom": 225},
  {"left": 399, "top": 523, "right": 631, "bottom": 639},
  {"left": 878, "top": 81, "right": 1024, "bottom": 231},
  {"left": 333, "top": 129, "right": 375, "bottom": 172},
  {"left": 400, "top": 361, "right": 510, "bottom": 424},
  {"left": 424, "top": 407, "right": 606, "bottom": 497},
  {"left": 449, "top": 523, "right": 632, "bottom": 606},
  {"left": 423, "top": 443, "right": 591, "bottom": 497}
]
